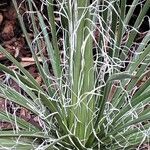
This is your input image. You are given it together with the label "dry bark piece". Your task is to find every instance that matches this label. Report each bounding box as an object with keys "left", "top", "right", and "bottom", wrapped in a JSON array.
[
  {"left": 108, "top": 84, "right": 118, "bottom": 101},
  {"left": 0, "top": 53, "right": 5, "bottom": 60},
  {"left": 20, "top": 57, "right": 42, "bottom": 67},
  {"left": 0, "top": 99, "right": 5, "bottom": 111},
  {"left": 3, "top": 5, "right": 16, "bottom": 21},
  {"left": 21, "top": 57, "right": 42, "bottom": 62},
  {"left": 20, "top": 61, "right": 35, "bottom": 68},
  {"left": 0, "top": 13, "right": 3, "bottom": 25},
  {"left": 0, "top": 45, "right": 16, "bottom": 61},
  {"left": 1, "top": 37, "right": 16, "bottom": 46},
  {"left": 36, "top": 75, "right": 42, "bottom": 85},
  {"left": 0, "top": 122, "right": 14, "bottom": 130},
  {"left": 1, "top": 20, "right": 15, "bottom": 40},
  {"left": 0, "top": 37, "right": 26, "bottom": 60},
  {"left": 20, "top": 108, "right": 31, "bottom": 121},
  {"left": 0, "top": 1, "right": 17, "bottom": 41}
]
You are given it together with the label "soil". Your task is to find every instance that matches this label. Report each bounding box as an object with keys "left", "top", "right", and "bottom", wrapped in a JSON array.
[{"left": 0, "top": 0, "right": 149, "bottom": 149}]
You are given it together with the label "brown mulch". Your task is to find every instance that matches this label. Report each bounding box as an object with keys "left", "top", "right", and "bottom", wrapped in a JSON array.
[{"left": 0, "top": 1, "right": 42, "bottom": 130}]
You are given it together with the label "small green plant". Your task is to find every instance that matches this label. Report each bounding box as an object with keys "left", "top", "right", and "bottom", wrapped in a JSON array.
[{"left": 0, "top": 0, "right": 150, "bottom": 149}]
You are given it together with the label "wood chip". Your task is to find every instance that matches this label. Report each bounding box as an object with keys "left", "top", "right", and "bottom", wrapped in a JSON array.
[
  {"left": 1, "top": 20, "right": 15, "bottom": 41},
  {"left": 0, "top": 13, "right": 3, "bottom": 25}
]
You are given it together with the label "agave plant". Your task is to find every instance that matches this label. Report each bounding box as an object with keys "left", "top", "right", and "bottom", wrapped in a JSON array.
[{"left": 0, "top": 0, "right": 149, "bottom": 149}]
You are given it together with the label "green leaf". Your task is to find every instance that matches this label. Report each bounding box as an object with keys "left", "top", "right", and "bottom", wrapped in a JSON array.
[
  {"left": 0, "top": 46, "right": 44, "bottom": 93},
  {"left": 107, "top": 72, "right": 136, "bottom": 82},
  {"left": 0, "top": 110, "right": 39, "bottom": 131}
]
